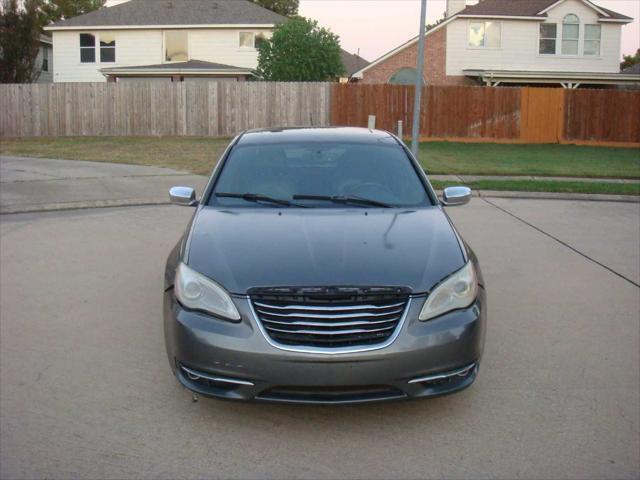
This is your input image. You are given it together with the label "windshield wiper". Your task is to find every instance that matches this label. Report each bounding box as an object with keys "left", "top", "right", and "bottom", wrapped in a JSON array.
[
  {"left": 215, "top": 192, "right": 308, "bottom": 208},
  {"left": 292, "top": 194, "right": 392, "bottom": 208}
]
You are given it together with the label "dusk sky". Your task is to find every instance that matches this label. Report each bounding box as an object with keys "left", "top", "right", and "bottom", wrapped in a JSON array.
[{"left": 299, "top": 0, "right": 640, "bottom": 62}]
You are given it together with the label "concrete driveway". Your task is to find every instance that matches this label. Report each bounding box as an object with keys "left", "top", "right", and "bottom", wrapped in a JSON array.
[
  {"left": 0, "top": 156, "right": 208, "bottom": 213},
  {"left": 1, "top": 158, "right": 639, "bottom": 479}
]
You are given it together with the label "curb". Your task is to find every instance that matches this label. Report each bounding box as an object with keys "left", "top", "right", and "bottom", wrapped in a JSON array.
[
  {"left": 475, "top": 190, "right": 640, "bottom": 203},
  {"left": 430, "top": 174, "right": 640, "bottom": 184},
  {"left": 433, "top": 189, "right": 639, "bottom": 203},
  {"left": 0, "top": 198, "right": 170, "bottom": 215}
]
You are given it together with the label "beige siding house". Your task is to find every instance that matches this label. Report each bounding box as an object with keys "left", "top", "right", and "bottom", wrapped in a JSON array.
[
  {"left": 35, "top": 35, "right": 54, "bottom": 83},
  {"left": 354, "top": 0, "right": 639, "bottom": 88},
  {"left": 44, "top": 0, "right": 284, "bottom": 82}
]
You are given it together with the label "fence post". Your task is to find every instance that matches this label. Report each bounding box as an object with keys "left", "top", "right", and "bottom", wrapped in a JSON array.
[
  {"left": 368, "top": 115, "right": 376, "bottom": 129},
  {"left": 397, "top": 120, "right": 403, "bottom": 139}
]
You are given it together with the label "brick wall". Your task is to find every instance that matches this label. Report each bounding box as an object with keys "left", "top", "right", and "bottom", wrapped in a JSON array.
[{"left": 360, "top": 27, "right": 470, "bottom": 86}]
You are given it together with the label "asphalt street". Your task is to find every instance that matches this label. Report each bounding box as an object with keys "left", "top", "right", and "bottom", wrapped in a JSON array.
[
  {"left": 0, "top": 156, "right": 207, "bottom": 213},
  {"left": 0, "top": 158, "right": 639, "bottom": 479}
]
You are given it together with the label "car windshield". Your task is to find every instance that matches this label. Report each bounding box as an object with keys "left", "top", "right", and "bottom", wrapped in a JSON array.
[{"left": 210, "top": 141, "right": 431, "bottom": 208}]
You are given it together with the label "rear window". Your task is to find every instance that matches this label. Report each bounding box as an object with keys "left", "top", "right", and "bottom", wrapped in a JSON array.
[{"left": 210, "top": 142, "right": 431, "bottom": 208}]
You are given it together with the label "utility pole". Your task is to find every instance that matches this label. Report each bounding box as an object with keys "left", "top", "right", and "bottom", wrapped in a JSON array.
[{"left": 411, "top": 0, "right": 427, "bottom": 156}]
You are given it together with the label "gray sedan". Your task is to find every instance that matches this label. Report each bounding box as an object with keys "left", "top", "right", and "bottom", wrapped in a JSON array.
[{"left": 164, "top": 127, "right": 486, "bottom": 404}]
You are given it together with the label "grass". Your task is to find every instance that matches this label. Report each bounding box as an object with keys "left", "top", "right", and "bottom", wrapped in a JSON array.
[
  {"left": 419, "top": 142, "right": 640, "bottom": 179},
  {"left": 0, "top": 136, "right": 229, "bottom": 176},
  {"left": 431, "top": 179, "right": 640, "bottom": 196},
  {"left": 1, "top": 136, "right": 639, "bottom": 195}
]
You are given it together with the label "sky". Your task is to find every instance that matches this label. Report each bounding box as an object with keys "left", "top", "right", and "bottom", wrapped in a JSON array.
[{"left": 298, "top": 0, "right": 640, "bottom": 62}]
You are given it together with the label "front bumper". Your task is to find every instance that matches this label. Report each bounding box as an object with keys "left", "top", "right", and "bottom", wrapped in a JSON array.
[{"left": 164, "top": 289, "right": 486, "bottom": 405}]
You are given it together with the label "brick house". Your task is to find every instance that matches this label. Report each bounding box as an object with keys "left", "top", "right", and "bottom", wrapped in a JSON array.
[{"left": 353, "top": 0, "right": 639, "bottom": 89}]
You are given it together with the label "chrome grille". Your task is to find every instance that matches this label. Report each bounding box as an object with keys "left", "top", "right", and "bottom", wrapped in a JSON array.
[{"left": 251, "top": 291, "right": 409, "bottom": 349}]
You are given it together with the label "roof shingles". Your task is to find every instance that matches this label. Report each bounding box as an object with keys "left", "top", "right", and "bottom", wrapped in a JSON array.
[
  {"left": 100, "top": 59, "right": 252, "bottom": 72},
  {"left": 48, "top": 0, "right": 286, "bottom": 28},
  {"left": 340, "top": 50, "right": 369, "bottom": 76},
  {"left": 622, "top": 63, "right": 640, "bottom": 75},
  {"left": 457, "top": 0, "right": 631, "bottom": 20}
]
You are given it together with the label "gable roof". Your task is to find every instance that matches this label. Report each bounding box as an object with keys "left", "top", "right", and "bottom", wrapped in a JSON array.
[
  {"left": 595, "top": 4, "right": 634, "bottom": 21},
  {"left": 458, "top": 0, "right": 553, "bottom": 18},
  {"left": 100, "top": 59, "right": 253, "bottom": 76},
  {"left": 457, "top": 0, "right": 631, "bottom": 21},
  {"left": 45, "top": 0, "right": 286, "bottom": 30},
  {"left": 340, "top": 50, "right": 370, "bottom": 77},
  {"left": 622, "top": 63, "right": 640, "bottom": 75},
  {"left": 353, "top": 0, "right": 632, "bottom": 78}
]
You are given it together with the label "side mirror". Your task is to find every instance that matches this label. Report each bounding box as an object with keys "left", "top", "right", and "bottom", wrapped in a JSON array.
[
  {"left": 442, "top": 186, "right": 472, "bottom": 207},
  {"left": 169, "top": 186, "right": 198, "bottom": 207}
]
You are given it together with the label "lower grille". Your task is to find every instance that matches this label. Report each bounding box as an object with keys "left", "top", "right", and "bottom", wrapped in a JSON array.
[
  {"left": 258, "top": 385, "right": 406, "bottom": 404},
  {"left": 250, "top": 290, "right": 409, "bottom": 349}
]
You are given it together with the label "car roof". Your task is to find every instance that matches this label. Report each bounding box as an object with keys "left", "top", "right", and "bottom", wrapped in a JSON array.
[{"left": 237, "top": 127, "right": 397, "bottom": 146}]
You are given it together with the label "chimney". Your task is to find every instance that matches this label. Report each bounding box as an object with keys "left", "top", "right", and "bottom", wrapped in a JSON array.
[{"left": 446, "top": 0, "right": 478, "bottom": 17}]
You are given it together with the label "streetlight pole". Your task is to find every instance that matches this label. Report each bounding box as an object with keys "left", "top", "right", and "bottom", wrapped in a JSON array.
[{"left": 410, "top": 0, "right": 427, "bottom": 156}]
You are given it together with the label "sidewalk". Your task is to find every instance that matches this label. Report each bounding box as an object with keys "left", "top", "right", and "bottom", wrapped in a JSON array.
[{"left": 430, "top": 174, "right": 640, "bottom": 184}]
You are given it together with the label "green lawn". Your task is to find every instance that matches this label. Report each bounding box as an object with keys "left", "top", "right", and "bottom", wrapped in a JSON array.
[
  {"left": 0, "top": 136, "right": 230, "bottom": 175},
  {"left": 431, "top": 179, "right": 640, "bottom": 196},
  {"left": 420, "top": 142, "right": 640, "bottom": 179},
  {"left": 1, "top": 136, "right": 639, "bottom": 195}
]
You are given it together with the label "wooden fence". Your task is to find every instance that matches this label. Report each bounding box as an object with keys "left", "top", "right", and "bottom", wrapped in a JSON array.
[
  {"left": 564, "top": 89, "right": 640, "bottom": 143},
  {"left": 0, "top": 82, "right": 331, "bottom": 137},
  {"left": 1, "top": 82, "right": 639, "bottom": 145},
  {"left": 520, "top": 87, "right": 565, "bottom": 143},
  {"left": 331, "top": 84, "right": 640, "bottom": 145},
  {"left": 331, "top": 84, "right": 522, "bottom": 140}
]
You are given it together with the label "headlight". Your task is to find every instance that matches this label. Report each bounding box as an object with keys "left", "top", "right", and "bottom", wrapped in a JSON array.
[
  {"left": 419, "top": 261, "right": 478, "bottom": 321},
  {"left": 174, "top": 263, "right": 241, "bottom": 321}
]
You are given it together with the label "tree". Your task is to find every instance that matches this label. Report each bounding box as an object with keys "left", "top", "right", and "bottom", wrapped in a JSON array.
[
  {"left": 620, "top": 48, "right": 640, "bottom": 71},
  {"left": 40, "top": 0, "right": 105, "bottom": 24},
  {"left": 425, "top": 13, "right": 446, "bottom": 32},
  {"left": 256, "top": 17, "right": 344, "bottom": 81},
  {"left": 252, "top": 0, "right": 298, "bottom": 17},
  {"left": 0, "top": 0, "right": 104, "bottom": 83},
  {"left": 0, "top": 0, "right": 41, "bottom": 83}
]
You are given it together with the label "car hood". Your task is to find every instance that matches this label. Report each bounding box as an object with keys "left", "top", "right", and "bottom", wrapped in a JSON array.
[{"left": 186, "top": 207, "right": 465, "bottom": 295}]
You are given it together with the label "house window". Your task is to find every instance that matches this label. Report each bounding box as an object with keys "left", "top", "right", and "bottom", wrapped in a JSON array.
[
  {"left": 539, "top": 23, "right": 557, "bottom": 54},
  {"left": 80, "top": 33, "right": 96, "bottom": 63},
  {"left": 165, "top": 31, "right": 188, "bottom": 62},
  {"left": 562, "top": 14, "right": 579, "bottom": 55},
  {"left": 584, "top": 24, "right": 601, "bottom": 56},
  {"left": 389, "top": 67, "right": 421, "bottom": 85},
  {"left": 239, "top": 32, "right": 255, "bottom": 48},
  {"left": 468, "top": 21, "right": 501, "bottom": 48},
  {"left": 100, "top": 33, "right": 116, "bottom": 63},
  {"left": 42, "top": 47, "right": 49, "bottom": 72}
]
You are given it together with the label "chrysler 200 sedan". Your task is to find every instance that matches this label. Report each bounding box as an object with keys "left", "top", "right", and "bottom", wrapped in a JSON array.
[{"left": 164, "top": 127, "right": 486, "bottom": 405}]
